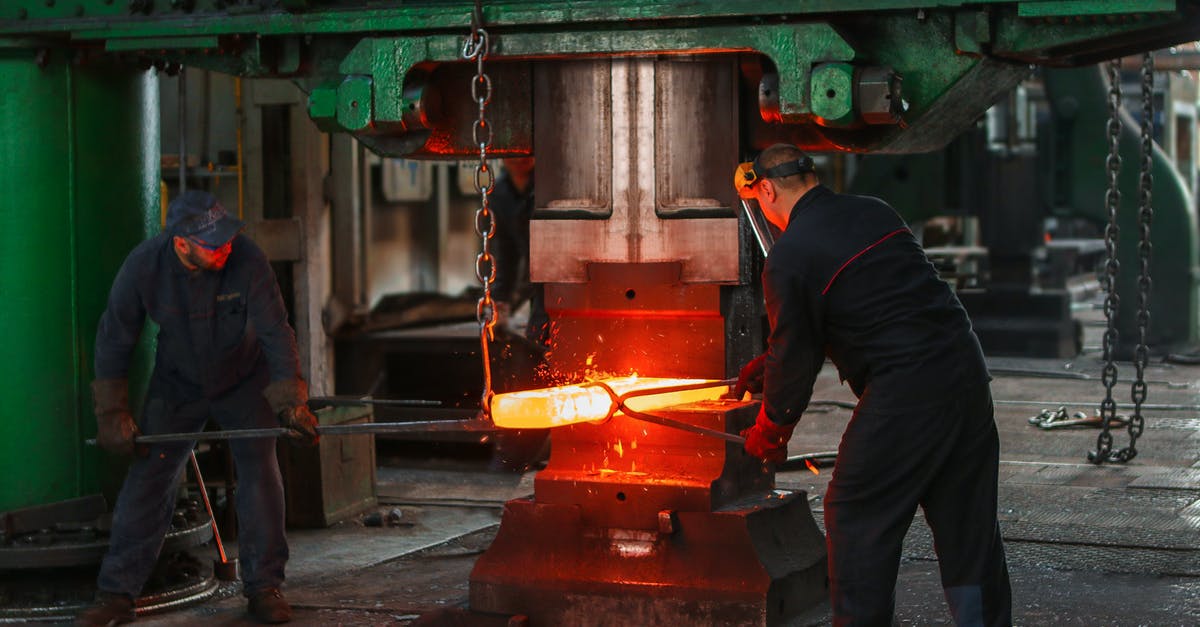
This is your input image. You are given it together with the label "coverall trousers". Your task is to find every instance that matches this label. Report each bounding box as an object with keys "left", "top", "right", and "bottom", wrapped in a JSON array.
[
  {"left": 97, "top": 381, "right": 288, "bottom": 599},
  {"left": 823, "top": 381, "right": 1012, "bottom": 626}
]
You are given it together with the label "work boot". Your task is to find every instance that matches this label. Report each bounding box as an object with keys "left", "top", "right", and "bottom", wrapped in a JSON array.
[
  {"left": 75, "top": 591, "right": 136, "bottom": 626},
  {"left": 247, "top": 588, "right": 292, "bottom": 624}
]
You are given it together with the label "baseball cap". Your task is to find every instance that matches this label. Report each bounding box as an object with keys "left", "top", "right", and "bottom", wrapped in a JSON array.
[{"left": 165, "top": 190, "right": 244, "bottom": 246}]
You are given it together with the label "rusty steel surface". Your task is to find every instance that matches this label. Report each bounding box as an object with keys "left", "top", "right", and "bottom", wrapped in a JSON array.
[{"left": 530, "top": 59, "right": 740, "bottom": 285}]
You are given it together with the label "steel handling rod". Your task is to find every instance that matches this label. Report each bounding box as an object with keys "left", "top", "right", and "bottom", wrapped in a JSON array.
[
  {"left": 89, "top": 380, "right": 747, "bottom": 446},
  {"left": 188, "top": 451, "right": 228, "bottom": 565},
  {"left": 85, "top": 418, "right": 497, "bottom": 446},
  {"left": 307, "top": 396, "right": 441, "bottom": 408},
  {"left": 582, "top": 377, "right": 745, "bottom": 444},
  {"left": 615, "top": 378, "right": 738, "bottom": 400},
  {"left": 620, "top": 406, "right": 746, "bottom": 445}
]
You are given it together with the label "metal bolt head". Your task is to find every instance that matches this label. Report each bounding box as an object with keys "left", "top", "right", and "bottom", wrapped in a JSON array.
[{"left": 810, "top": 63, "right": 856, "bottom": 127}]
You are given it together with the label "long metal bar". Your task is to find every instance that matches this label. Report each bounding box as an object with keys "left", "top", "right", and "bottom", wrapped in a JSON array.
[
  {"left": 307, "top": 396, "right": 441, "bottom": 408},
  {"left": 620, "top": 406, "right": 746, "bottom": 445},
  {"left": 85, "top": 418, "right": 497, "bottom": 446},
  {"left": 90, "top": 380, "right": 745, "bottom": 446},
  {"left": 187, "top": 451, "right": 227, "bottom": 564},
  {"left": 615, "top": 378, "right": 737, "bottom": 400},
  {"left": 178, "top": 71, "right": 186, "bottom": 193},
  {"left": 580, "top": 378, "right": 745, "bottom": 444}
]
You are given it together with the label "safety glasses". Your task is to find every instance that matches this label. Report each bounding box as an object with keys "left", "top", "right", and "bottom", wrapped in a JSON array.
[{"left": 189, "top": 237, "right": 227, "bottom": 252}]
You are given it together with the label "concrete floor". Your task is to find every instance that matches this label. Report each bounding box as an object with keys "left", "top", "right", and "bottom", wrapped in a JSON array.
[{"left": 51, "top": 308, "right": 1200, "bottom": 626}]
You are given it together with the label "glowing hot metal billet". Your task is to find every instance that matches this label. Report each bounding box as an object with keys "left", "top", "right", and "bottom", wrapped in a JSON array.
[{"left": 491, "top": 376, "right": 729, "bottom": 428}]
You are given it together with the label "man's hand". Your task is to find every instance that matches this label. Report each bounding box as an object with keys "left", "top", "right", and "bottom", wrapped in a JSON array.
[
  {"left": 280, "top": 405, "right": 320, "bottom": 447},
  {"left": 725, "top": 354, "right": 766, "bottom": 400},
  {"left": 91, "top": 379, "right": 146, "bottom": 457},
  {"left": 97, "top": 409, "right": 143, "bottom": 456},
  {"left": 263, "top": 379, "right": 319, "bottom": 446},
  {"left": 740, "top": 405, "right": 795, "bottom": 464}
]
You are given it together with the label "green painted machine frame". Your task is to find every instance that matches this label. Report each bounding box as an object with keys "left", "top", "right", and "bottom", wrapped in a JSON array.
[
  {"left": 0, "top": 48, "right": 159, "bottom": 511},
  {"left": 2, "top": 1, "right": 1199, "bottom": 156}
]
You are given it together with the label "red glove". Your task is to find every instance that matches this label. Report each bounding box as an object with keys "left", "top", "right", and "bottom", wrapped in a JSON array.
[
  {"left": 725, "top": 354, "right": 766, "bottom": 400},
  {"left": 740, "top": 405, "right": 795, "bottom": 464},
  {"left": 280, "top": 405, "right": 320, "bottom": 447},
  {"left": 264, "top": 379, "right": 320, "bottom": 447},
  {"left": 91, "top": 379, "right": 147, "bottom": 457}
]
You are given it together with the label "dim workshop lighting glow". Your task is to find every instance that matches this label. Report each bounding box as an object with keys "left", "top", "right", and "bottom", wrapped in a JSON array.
[{"left": 491, "top": 376, "right": 728, "bottom": 429}]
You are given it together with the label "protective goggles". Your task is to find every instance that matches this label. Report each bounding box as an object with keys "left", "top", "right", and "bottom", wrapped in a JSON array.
[{"left": 734, "top": 154, "right": 815, "bottom": 199}]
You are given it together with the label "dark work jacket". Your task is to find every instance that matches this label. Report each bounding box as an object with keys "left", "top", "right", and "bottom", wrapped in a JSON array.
[
  {"left": 94, "top": 233, "right": 300, "bottom": 402},
  {"left": 762, "top": 185, "right": 989, "bottom": 426}
]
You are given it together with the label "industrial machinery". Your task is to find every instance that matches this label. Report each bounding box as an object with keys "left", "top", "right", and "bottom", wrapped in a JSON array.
[
  {"left": 3, "top": 1, "right": 1200, "bottom": 624},
  {"left": 850, "top": 63, "right": 1200, "bottom": 358}
]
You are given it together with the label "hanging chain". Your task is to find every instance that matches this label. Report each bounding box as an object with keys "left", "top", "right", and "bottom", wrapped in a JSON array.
[
  {"left": 1111, "top": 52, "right": 1155, "bottom": 463},
  {"left": 1089, "top": 59, "right": 1123, "bottom": 464},
  {"left": 463, "top": 2, "right": 498, "bottom": 416}
]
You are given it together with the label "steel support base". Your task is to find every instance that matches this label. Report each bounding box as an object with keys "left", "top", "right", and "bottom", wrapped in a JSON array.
[{"left": 469, "top": 490, "right": 828, "bottom": 626}]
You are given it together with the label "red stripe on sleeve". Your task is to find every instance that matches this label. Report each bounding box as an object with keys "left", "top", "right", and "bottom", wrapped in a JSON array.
[{"left": 821, "top": 228, "right": 909, "bottom": 296}]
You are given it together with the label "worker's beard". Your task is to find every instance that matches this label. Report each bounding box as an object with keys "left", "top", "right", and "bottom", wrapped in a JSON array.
[{"left": 185, "top": 246, "right": 230, "bottom": 271}]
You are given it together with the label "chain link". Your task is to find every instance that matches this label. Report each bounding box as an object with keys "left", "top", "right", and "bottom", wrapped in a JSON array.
[
  {"left": 463, "top": 4, "right": 498, "bottom": 416},
  {"left": 1112, "top": 52, "right": 1155, "bottom": 463},
  {"left": 1090, "top": 59, "right": 1123, "bottom": 464}
]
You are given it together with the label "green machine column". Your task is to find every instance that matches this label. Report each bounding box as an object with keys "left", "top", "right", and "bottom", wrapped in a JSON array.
[
  {"left": 0, "top": 47, "right": 159, "bottom": 510},
  {"left": 1045, "top": 66, "right": 1200, "bottom": 350}
]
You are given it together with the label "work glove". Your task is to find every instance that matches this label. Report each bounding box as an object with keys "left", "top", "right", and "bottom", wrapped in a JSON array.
[
  {"left": 91, "top": 379, "right": 145, "bottom": 457},
  {"left": 740, "top": 405, "right": 796, "bottom": 464},
  {"left": 725, "top": 354, "right": 766, "bottom": 400},
  {"left": 264, "top": 379, "right": 320, "bottom": 446},
  {"left": 280, "top": 405, "right": 320, "bottom": 447}
]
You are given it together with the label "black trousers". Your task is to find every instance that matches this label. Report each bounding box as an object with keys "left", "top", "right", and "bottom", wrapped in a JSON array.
[{"left": 823, "top": 382, "right": 1012, "bottom": 626}]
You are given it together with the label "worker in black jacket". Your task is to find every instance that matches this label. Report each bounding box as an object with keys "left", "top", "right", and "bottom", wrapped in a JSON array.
[
  {"left": 731, "top": 144, "right": 1012, "bottom": 626},
  {"left": 78, "top": 190, "right": 318, "bottom": 626}
]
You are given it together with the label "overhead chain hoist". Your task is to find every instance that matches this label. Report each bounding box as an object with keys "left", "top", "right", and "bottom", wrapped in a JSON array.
[
  {"left": 463, "top": 0, "right": 499, "bottom": 419},
  {"left": 1089, "top": 53, "right": 1154, "bottom": 465}
]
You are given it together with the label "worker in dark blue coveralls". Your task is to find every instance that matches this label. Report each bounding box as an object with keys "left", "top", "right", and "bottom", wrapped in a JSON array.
[
  {"left": 78, "top": 190, "right": 318, "bottom": 626},
  {"left": 731, "top": 144, "right": 1012, "bottom": 626}
]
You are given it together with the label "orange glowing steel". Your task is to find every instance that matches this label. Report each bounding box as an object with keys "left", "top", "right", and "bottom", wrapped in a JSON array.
[{"left": 491, "top": 376, "right": 728, "bottom": 429}]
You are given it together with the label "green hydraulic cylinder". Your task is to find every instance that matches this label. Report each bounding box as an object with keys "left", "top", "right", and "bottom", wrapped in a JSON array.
[
  {"left": 0, "top": 47, "right": 159, "bottom": 511},
  {"left": 1045, "top": 66, "right": 1200, "bottom": 350}
]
